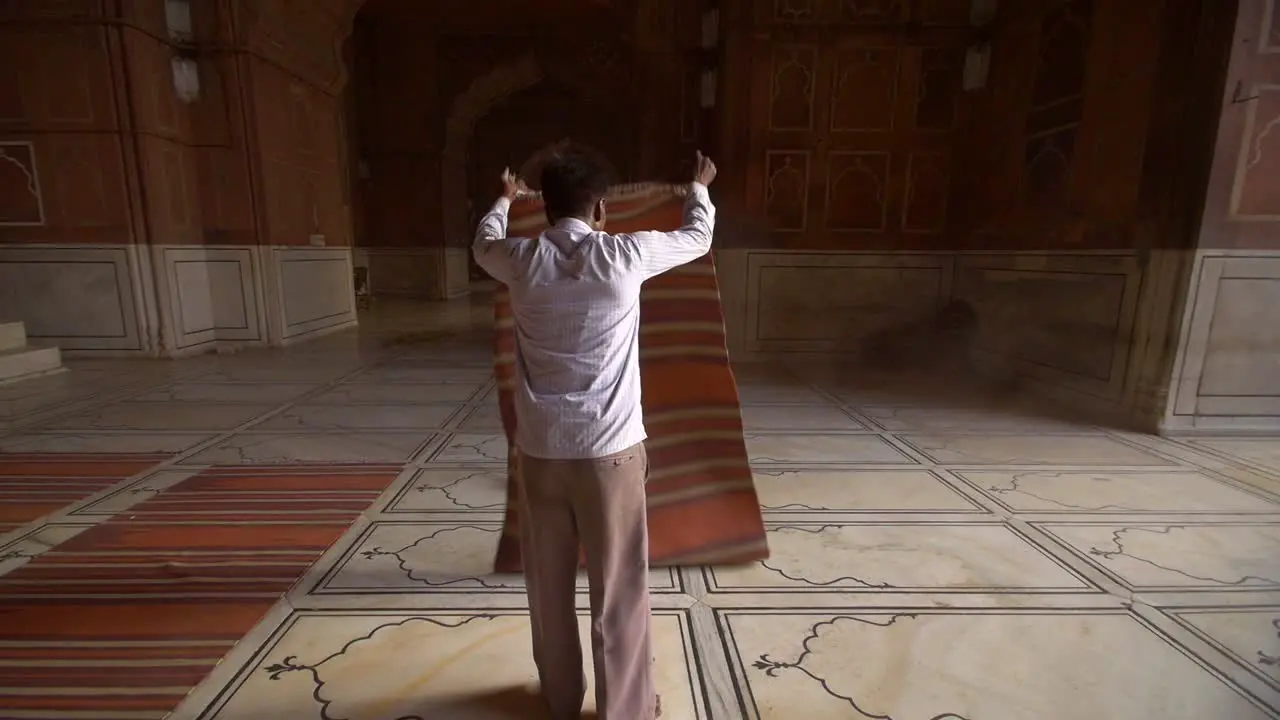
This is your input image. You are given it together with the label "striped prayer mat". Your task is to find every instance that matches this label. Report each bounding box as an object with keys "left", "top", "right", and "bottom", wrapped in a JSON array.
[
  {"left": 0, "top": 453, "right": 169, "bottom": 534},
  {"left": 0, "top": 464, "right": 401, "bottom": 718},
  {"left": 491, "top": 182, "right": 768, "bottom": 572}
]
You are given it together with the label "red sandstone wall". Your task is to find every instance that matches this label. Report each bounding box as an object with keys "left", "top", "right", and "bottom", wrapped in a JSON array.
[
  {"left": 236, "top": 0, "right": 354, "bottom": 247},
  {"left": 349, "top": 20, "right": 443, "bottom": 250},
  {"left": 0, "top": 0, "right": 357, "bottom": 248},
  {"left": 953, "top": 0, "right": 1176, "bottom": 251},
  {"left": 0, "top": 2, "right": 147, "bottom": 244}
]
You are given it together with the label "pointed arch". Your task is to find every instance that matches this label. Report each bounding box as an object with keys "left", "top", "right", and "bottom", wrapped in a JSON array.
[{"left": 440, "top": 55, "right": 545, "bottom": 243}]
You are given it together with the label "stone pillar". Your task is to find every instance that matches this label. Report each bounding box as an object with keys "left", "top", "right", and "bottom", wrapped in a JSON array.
[
  {"left": 352, "top": 21, "right": 454, "bottom": 300},
  {"left": 1162, "top": 0, "right": 1280, "bottom": 432}
]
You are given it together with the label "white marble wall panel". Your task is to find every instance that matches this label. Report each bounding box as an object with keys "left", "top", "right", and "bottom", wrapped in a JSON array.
[
  {"left": 741, "top": 251, "right": 954, "bottom": 353},
  {"left": 0, "top": 244, "right": 143, "bottom": 351},
  {"left": 264, "top": 246, "right": 357, "bottom": 344},
  {"left": 1170, "top": 252, "right": 1280, "bottom": 429},
  {"left": 443, "top": 247, "right": 471, "bottom": 299},
  {"left": 952, "top": 252, "right": 1143, "bottom": 402},
  {"left": 155, "top": 246, "right": 263, "bottom": 353},
  {"left": 361, "top": 248, "right": 442, "bottom": 298}
]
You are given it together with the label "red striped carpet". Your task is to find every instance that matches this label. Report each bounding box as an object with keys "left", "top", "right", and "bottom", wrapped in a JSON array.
[
  {"left": 492, "top": 183, "right": 769, "bottom": 572},
  {"left": 0, "top": 464, "right": 402, "bottom": 719},
  {"left": 0, "top": 454, "right": 169, "bottom": 534}
]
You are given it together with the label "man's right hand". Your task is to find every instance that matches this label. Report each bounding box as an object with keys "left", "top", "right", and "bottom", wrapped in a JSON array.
[
  {"left": 694, "top": 151, "right": 717, "bottom": 187},
  {"left": 501, "top": 167, "right": 529, "bottom": 201}
]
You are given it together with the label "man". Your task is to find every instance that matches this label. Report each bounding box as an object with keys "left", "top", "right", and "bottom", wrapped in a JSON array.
[{"left": 472, "top": 146, "right": 717, "bottom": 720}]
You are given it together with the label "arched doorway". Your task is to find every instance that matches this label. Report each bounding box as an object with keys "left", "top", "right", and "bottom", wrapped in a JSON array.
[{"left": 465, "top": 82, "right": 635, "bottom": 279}]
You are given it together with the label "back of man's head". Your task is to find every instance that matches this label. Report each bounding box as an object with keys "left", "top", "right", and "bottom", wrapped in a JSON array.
[{"left": 540, "top": 146, "right": 610, "bottom": 224}]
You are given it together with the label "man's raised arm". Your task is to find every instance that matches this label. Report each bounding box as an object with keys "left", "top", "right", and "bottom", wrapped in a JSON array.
[
  {"left": 626, "top": 152, "right": 719, "bottom": 279},
  {"left": 471, "top": 168, "right": 525, "bottom": 283}
]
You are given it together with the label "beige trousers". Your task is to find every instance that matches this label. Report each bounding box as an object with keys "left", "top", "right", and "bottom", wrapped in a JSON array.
[{"left": 517, "top": 443, "right": 655, "bottom": 720}]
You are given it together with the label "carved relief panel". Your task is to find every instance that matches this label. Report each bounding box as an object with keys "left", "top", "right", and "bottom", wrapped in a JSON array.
[
  {"left": 747, "top": 35, "right": 964, "bottom": 249},
  {"left": 1229, "top": 0, "right": 1280, "bottom": 230},
  {"left": 763, "top": 0, "right": 969, "bottom": 25}
]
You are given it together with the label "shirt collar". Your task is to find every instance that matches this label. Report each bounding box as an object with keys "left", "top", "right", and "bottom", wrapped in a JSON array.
[{"left": 553, "top": 217, "right": 595, "bottom": 236}]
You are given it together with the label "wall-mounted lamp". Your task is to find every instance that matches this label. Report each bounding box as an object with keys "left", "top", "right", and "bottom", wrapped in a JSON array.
[
  {"left": 165, "top": 0, "right": 193, "bottom": 41},
  {"left": 970, "top": 0, "right": 999, "bottom": 26},
  {"left": 171, "top": 57, "right": 201, "bottom": 103},
  {"left": 963, "top": 43, "right": 991, "bottom": 91},
  {"left": 166, "top": 0, "right": 200, "bottom": 103},
  {"left": 963, "top": 0, "right": 997, "bottom": 92},
  {"left": 700, "top": 69, "right": 717, "bottom": 109},
  {"left": 701, "top": 9, "right": 720, "bottom": 50}
]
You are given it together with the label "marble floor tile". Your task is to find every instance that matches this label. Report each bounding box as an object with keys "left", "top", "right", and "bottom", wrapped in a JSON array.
[
  {"left": 0, "top": 393, "right": 83, "bottom": 421},
  {"left": 729, "top": 362, "right": 792, "bottom": 380},
  {"left": 707, "top": 522, "right": 1089, "bottom": 592},
  {"left": 741, "top": 405, "right": 867, "bottom": 431},
  {"left": 182, "top": 433, "right": 434, "bottom": 465},
  {"left": 68, "top": 468, "right": 200, "bottom": 516},
  {"left": 192, "top": 366, "right": 361, "bottom": 383},
  {"left": 197, "top": 610, "right": 704, "bottom": 719},
  {"left": 745, "top": 433, "right": 917, "bottom": 465},
  {"left": 959, "top": 469, "right": 1280, "bottom": 514},
  {"left": 252, "top": 403, "right": 463, "bottom": 431},
  {"left": 754, "top": 469, "right": 982, "bottom": 513},
  {"left": 903, "top": 433, "right": 1175, "bottom": 466},
  {"left": 311, "top": 382, "right": 484, "bottom": 405},
  {"left": 1039, "top": 522, "right": 1280, "bottom": 591},
  {"left": 0, "top": 382, "right": 109, "bottom": 418},
  {"left": 826, "top": 378, "right": 1008, "bottom": 407},
  {"left": 859, "top": 405, "right": 1096, "bottom": 433},
  {"left": 3, "top": 303, "right": 1278, "bottom": 720},
  {"left": 306, "top": 522, "right": 680, "bottom": 595},
  {"left": 720, "top": 609, "right": 1274, "bottom": 719},
  {"left": 38, "top": 402, "right": 277, "bottom": 431},
  {"left": 0, "top": 523, "right": 94, "bottom": 574},
  {"left": 1173, "top": 609, "right": 1280, "bottom": 688},
  {"left": 1190, "top": 438, "right": 1280, "bottom": 475},
  {"left": 125, "top": 382, "right": 319, "bottom": 404},
  {"left": 425, "top": 433, "right": 508, "bottom": 464},
  {"left": 349, "top": 365, "right": 494, "bottom": 383},
  {"left": 0, "top": 431, "right": 212, "bottom": 454},
  {"left": 458, "top": 404, "right": 503, "bottom": 431},
  {"left": 737, "top": 384, "right": 833, "bottom": 405},
  {"left": 383, "top": 468, "right": 508, "bottom": 514}
]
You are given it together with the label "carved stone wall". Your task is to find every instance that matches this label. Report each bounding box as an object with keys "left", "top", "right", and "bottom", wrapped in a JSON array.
[{"left": 718, "top": 0, "right": 972, "bottom": 251}]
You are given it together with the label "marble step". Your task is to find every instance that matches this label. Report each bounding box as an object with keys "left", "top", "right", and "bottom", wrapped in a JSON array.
[
  {"left": 0, "top": 321, "right": 26, "bottom": 352},
  {"left": 0, "top": 344, "right": 64, "bottom": 385}
]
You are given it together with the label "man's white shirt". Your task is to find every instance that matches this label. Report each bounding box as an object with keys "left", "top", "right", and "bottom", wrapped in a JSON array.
[{"left": 472, "top": 184, "right": 716, "bottom": 460}]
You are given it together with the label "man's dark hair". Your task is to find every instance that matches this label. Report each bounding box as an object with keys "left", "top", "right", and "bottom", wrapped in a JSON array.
[{"left": 539, "top": 146, "right": 610, "bottom": 223}]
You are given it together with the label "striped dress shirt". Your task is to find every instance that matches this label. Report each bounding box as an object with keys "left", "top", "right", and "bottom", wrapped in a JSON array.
[{"left": 472, "top": 183, "right": 716, "bottom": 460}]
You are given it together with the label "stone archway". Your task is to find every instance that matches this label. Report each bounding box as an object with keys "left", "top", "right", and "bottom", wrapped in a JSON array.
[{"left": 440, "top": 55, "right": 545, "bottom": 245}]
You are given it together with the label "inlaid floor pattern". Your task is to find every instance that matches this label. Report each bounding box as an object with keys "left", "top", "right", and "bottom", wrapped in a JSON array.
[{"left": 0, "top": 302, "right": 1277, "bottom": 719}]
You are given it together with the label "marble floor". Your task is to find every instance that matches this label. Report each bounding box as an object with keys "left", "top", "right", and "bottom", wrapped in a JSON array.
[{"left": 0, "top": 299, "right": 1278, "bottom": 719}]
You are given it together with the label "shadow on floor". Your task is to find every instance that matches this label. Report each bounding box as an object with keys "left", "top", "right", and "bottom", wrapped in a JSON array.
[{"left": 387, "top": 685, "right": 598, "bottom": 719}]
